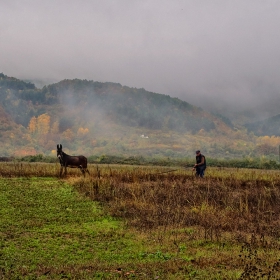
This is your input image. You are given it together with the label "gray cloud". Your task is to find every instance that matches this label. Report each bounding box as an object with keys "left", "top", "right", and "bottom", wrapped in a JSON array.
[{"left": 1, "top": 0, "right": 280, "bottom": 119}]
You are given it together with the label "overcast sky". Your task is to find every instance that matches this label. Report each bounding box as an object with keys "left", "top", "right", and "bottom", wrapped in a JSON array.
[{"left": 1, "top": 0, "right": 280, "bottom": 117}]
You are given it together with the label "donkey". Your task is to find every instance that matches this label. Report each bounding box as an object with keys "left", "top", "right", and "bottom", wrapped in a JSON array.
[{"left": 56, "top": 144, "right": 90, "bottom": 176}]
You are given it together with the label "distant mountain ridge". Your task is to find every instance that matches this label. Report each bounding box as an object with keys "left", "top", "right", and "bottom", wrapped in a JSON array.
[
  {"left": 245, "top": 114, "right": 280, "bottom": 136},
  {"left": 0, "top": 72, "right": 279, "bottom": 159},
  {"left": 0, "top": 73, "right": 233, "bottom": 132}
]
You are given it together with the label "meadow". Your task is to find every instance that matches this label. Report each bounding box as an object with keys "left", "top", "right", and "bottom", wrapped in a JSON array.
[{"left": 0, "top": 162, "right": 280, "bottom": 279}]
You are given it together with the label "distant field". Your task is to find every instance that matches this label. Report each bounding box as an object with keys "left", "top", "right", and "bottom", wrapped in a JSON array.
[{"left": 1, "top": 163, "right": 280, "bottom": 279}]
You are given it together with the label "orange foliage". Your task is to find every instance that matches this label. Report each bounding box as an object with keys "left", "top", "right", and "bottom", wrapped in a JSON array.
[
  {"left": 51, "top": 120, "right": 59, "bottom": 134},
  {"left": 77, "top": 127, "right": 89, "bottom": 137},
  {"left": 28, "top": 116, "right": 37, "bottom": 133},
  {"left": 28, "top": 114, "right": 51, "bottom": 135},
  {"left": 62, "top": 129, "right": 74, "bottom": 140},
  {"left": 257, "top": 136, "right": 280, "bottom": 146},
  {"left": 14, "top": 147, "right": 37, "bottom": 156},
  {"left": 37, "top": 114, "right": 50, "bottom": 135}
]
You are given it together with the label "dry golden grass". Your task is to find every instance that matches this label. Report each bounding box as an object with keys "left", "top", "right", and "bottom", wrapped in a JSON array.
[{"left": 1, "top": 162, "right": 280, "bottom": 278}]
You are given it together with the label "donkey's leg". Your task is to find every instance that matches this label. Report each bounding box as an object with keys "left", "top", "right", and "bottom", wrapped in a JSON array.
[
  {"left": 60, "top": 166, "right": 63, "bottom": 177},
  {"left": 64, "top": 166, "right": 67, "bottom": 175},
  {"left": 83, "top": 166, "right": 90, "bottom": 175},
  {"left": 79, "top": 165, "right": 86, "bottom": 176}
]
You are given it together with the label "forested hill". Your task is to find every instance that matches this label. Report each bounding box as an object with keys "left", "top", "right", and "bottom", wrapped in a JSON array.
[
  {"left": 1, "top": 73, "right": 278, "bottom": 159},
  {"left": 245, "top": 114, "right": 280, "bottom": 136},
  {"left": 0, "top": 74, "right": 228, "bottom": 131}
]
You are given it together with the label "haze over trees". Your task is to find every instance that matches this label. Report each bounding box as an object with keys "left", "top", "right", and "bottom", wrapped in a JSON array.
[{"left": 0, "top": 73, "right": 280, "bottom": 160}]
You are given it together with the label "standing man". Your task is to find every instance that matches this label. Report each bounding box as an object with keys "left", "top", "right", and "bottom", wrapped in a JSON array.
[{"left": 193, "top": 150, "right": 206, "bottom": 178}]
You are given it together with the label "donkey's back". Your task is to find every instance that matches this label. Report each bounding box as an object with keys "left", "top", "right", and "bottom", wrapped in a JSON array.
[{"left": 65, "top": 155, "right": 88, "bottom": 169}]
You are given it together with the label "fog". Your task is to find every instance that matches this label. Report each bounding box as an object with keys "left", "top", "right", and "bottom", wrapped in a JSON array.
[{"left": 1, "top": 0, "right": 280, "bottom": 120}]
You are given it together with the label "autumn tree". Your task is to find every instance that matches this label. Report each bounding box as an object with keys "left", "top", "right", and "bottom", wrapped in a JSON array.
[
  {"left": 77, "top": 127, "right": 89, "bottom": 138},
  {"left": 62, "top": 129, "right": 74, "bottom": 141},
  {"left": 37, "top": 114, "right": 50, "bottom": 135},
  {"left": 28, "top": 116, "right": 37, "bottom": 134},
  {"left": 51, "top": 120, "right": 59, "bottom": 135}
]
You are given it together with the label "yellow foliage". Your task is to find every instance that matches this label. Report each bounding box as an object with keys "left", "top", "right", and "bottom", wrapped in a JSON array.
[
  {"left": 51, "top": 121, "right": 59, "bottom": 134},
  {"left": 23, "top": 134, "right": 32, "bottom": 142},
  {"left": 14, "top": 147, "right": 37, "bottom": 156},
  {"left": 257, "top": 136, "right": 280, "bottom": 146},
  {"left": 28, "top": 116, "right": 37, "bottom": 133},
  {"left": 62, "top": 129, "right": 74, "bottom": 140},
  {"left": 28, "top": 114, "right": 51, "bottom": 135},
  {"left": 37, "top": 114, "right": 50, "bottom": 135},
  {"left": 77, "top": 127, "right": 89, "bottom": 137}
]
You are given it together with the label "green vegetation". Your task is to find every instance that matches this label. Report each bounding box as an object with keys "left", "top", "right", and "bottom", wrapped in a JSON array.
[
  {"left": 1, "top": 163, "right": 280, "bottom": 279},
  {"left": 13, "top": 154, "right": 280, "bottom": 170},
  {"left": 0, "top": 177, "right": 140, "bottom": 279},
  {"left": 1, "top": 72, "right": 280, "bottom": 161},
  {"left": 0, "top": 73, "right": 207, "bottom": 131},
  {"left": 0, "top": 72, "right": 274, "bottom": 160},
  {"left": 246, "top": 114, "right": 280, "bottom": 136}
]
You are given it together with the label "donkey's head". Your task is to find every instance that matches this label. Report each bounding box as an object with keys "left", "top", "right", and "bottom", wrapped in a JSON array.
[{"left": 57, "top": 144, "right": 63, "bottom": 160}]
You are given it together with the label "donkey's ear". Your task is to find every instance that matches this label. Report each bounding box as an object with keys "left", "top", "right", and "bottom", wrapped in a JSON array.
[
  {"left": 60, "top": 144, "right": 62, "bottom": 149},
  {"left": 57, "top": 144, "right": 59, "bottom": 149}
]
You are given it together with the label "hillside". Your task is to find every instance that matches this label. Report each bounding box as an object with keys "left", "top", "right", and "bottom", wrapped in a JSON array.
[
  {"left": 0, "top": 73, "right": 279, "bottom": 159},
  {"left": 6, "top": 78, "right": 229, "bottom": 132},
  {"left": 245, "top": 114, "right": 280, "bottom": 136}
]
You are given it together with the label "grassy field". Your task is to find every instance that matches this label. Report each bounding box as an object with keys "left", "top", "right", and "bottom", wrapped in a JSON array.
[{"left": 1, "top": 163, "right": 280, "bottom": 279}]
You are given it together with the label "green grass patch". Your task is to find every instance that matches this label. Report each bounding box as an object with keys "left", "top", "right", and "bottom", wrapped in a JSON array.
[
  {"left": 1, "top": 177, "right": 215, "bottom": 279},
  {"left": 0, "top": 178, "right": 145, "bottom": 279},
  {"left": 1, "top": 175, "right": 279, "bottom": 279}
]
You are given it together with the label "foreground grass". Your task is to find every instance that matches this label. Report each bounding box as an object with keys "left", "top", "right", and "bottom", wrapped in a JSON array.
[
  {"left": 0, "top": 176, "right": 242, "bottom": 280},
  {"left": 0, "top": 178, "right": 138, "bottom": 279},
  {"left": 1, "top": 165, "right": 280, "bottom": 279}
]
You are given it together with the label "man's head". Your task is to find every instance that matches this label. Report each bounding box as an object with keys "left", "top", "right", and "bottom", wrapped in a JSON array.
[{"left": 196, "top": 150, "right": 201, "bottom": 155}]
